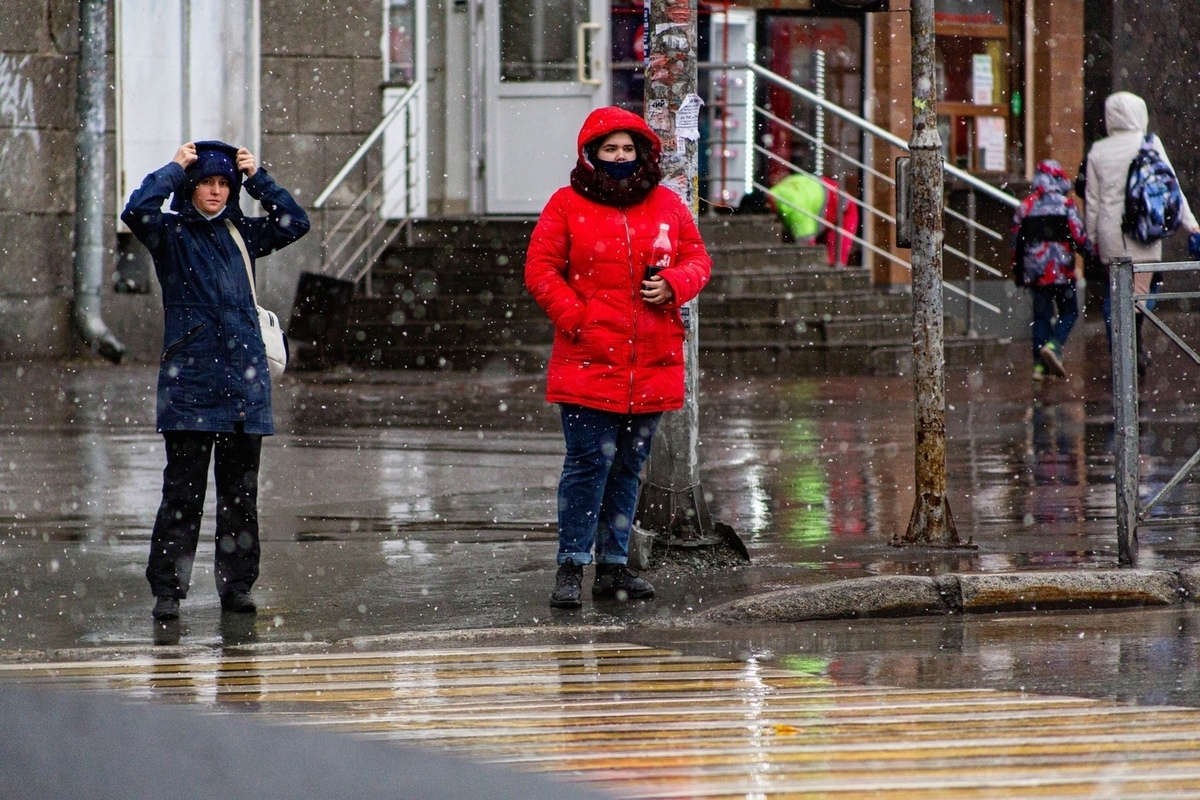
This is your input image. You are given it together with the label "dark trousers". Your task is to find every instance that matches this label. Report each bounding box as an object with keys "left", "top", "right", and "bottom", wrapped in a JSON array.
[
  {"left": 1102, "top": 271, "right": 1161, "bottom": 344},
  {"left": 557, "top": 405, "right": 661, "bottom": 566},
  {"left": 1031, "top": 283, "right": 1078, "bottom": 360},
  {"left": 146, "top": 430, "right": 262, "bottom": 599}
]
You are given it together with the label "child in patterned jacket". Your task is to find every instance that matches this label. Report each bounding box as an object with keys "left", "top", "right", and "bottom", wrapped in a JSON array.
[{"left": 1011, "top": 159, "right": 1095, "bottom": 380}]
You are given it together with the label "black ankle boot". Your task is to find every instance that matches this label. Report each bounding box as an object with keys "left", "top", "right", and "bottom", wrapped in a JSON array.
[
  {"left": 593, "top": 563, "right": 654, "bottom": 601},
  {"left": 220, "top": 591, "right": 257, "bottom": 614},
  {"left": 550, "top": 562, "right": 584, "bottom": 608},
  {"left": 152, "top": 596, "right": 180, "bottom": 620}
]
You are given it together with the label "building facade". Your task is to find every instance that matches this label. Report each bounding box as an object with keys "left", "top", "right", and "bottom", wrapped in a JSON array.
[{"left": 0, "top": 0, "right": 1112, "bottom": 362}]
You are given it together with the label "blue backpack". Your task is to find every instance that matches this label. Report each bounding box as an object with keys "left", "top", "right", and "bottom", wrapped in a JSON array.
[{"left": 1122, "top": 134, "right": 1183, "bottom": 244}]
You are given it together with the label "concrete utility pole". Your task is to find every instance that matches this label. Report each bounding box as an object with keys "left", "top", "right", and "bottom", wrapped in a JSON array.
[
  {"left": 896, "top": 0, "right": 963, "bottom": 546},
  {"left": 637, "top": 0, "right": 713, "bottom": 541}
]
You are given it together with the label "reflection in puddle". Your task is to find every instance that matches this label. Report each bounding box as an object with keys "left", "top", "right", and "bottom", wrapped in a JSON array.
[
  {"left": 699, "top": 375, "right": 1200, "bottom": 573},
  {"left": 219, "top": 614, "right": 258, "bottom": 648},
  {"left": 152, "top": 619, "right": 181, "bottom": 646},
  {"left": 10, "top": 356, "right": 1200, "bottom": 651},
  {"left": 381, "top": 539, "right": 434, "bottom": 564}
]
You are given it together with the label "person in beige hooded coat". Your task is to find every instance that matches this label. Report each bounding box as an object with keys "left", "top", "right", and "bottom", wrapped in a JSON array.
[{"left": 1085, "top": 91, "right": 1200, "bottom": 363}]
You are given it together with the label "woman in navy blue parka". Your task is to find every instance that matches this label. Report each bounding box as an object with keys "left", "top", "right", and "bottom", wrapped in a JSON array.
[{"left": 122, "top": 140, "right": 309, "bottom": 621}]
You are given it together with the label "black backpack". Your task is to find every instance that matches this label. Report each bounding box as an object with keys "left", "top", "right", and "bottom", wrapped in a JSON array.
[
  {"left": 1122, "top": 134, "right": 1183, "bottom": 244},
  {"left": 1012, "top": 214, "right": 1072, "bottom": 286}
]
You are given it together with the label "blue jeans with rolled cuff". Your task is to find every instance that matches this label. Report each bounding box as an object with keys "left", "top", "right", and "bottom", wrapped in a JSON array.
[{"left": 557, "top": 404, "right": 662, "bottom": 566}]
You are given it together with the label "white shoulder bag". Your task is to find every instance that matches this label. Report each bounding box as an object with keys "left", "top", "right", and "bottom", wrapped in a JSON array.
[{"left": 225, "top": 220, "right": 288, "bottom": 382}]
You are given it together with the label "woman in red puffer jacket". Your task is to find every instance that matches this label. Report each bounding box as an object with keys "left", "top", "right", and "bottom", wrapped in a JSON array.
[{"left": 525, "top": 106, "right": 712, "bottom": 609}]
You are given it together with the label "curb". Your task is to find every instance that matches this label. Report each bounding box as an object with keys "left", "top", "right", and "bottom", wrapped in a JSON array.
[{"left": 685, "top": 566, "right": 1200, "bottom": 626}]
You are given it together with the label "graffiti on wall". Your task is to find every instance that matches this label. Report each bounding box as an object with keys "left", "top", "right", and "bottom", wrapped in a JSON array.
[{"left": 0, "top": 54, "right": 41, "bottom": 180}]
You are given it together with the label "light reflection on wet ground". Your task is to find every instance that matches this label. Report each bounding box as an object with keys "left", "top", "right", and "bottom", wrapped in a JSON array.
[
  {"left": 2, "top": 330, "right": 1200, "bottom": 661},
  {"left": 7, "top": 641, "right": 1200, "bottom": 796}
]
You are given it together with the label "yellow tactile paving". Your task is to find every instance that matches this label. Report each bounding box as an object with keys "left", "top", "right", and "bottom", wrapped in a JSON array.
[{"left": 3, "top": 642, "right": 1200, "bottom": 799}]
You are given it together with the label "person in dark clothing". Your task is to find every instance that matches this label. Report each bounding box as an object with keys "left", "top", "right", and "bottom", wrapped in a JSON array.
[{"left": 121, "top": 141, "right": 309, "bottom": 620}]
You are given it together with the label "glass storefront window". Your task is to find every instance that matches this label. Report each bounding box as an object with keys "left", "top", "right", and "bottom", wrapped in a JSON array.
[
  {"left": 387, "top": 0, "right": 415, "bottom": 85},
  {"left": 937, "top": 37, "right": 1007, "bottom": 104},
  {"left": 500, "top": 0, "right": 590, "bottom": 82},
  {"left": 935, "top": 0, "right": 1014, "bottom": 173},
  {"left": 935, "top": 0, "right": 1005, "bottom": 24},
  {"left": 760, "top": 17, "right": 863, "bottom": 189}
]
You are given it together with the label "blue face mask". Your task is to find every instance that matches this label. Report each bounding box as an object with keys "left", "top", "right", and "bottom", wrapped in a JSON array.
[{"left": 598, "top": 159, "right": 639, "bottom": 180}]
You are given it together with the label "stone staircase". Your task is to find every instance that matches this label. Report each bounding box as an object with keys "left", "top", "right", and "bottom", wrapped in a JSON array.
[
  {"left": 322, "top": 216, "right": 996, "bottom": 375},
  {"left": 332, "top": 218, "right": 544, "bottom": 371},
  {"left": 697, "top": 216, "right": 996, "bottom": 375}
]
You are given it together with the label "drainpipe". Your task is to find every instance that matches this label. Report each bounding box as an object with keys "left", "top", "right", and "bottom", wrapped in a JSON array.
[{"left": 72, "top": 0, "right": 125, "bottom": 363}]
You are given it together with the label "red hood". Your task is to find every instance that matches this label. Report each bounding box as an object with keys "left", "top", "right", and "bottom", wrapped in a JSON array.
[{"left": 576, "top": 106, "right": 662, "bottom": 165}]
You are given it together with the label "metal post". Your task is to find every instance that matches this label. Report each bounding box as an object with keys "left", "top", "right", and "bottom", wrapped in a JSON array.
[
  {"left": 1110, "top": 257, "right": 1139, "bottom": 565},
  {"left": 896, "top": 0, "right": 963, "bottom": 547},
  {"left": 966, "top": 188, "right": 977, "bottom": 337},
  {"left": 637, "top": 0, "right": 714, "bottom": 541},
  {"left": 814, "top": 49, "right": 825, "bottom": 177}
]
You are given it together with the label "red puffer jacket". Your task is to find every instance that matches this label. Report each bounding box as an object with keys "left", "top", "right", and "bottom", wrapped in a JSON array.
[{"left": 525, "top": 108, "right": 712, "bottom": 414}]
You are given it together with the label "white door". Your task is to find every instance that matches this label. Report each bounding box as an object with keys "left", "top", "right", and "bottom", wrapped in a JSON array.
[
  {"left": 708, "top": 10, "right": 755, "bottom": 207},
  {"left": 115, "top": 0, "right": 260, "bottom": 220},
  {"left": 382, "top": 0, "right": 428, "bottom": 219},
  {"left": 484, "top": 0, "right": 610, "bottom": 214}
]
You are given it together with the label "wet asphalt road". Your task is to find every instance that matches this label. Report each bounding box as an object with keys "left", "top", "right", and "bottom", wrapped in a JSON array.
[{"left": 5, "top": 323, "right": 1200, "bottom": 706}]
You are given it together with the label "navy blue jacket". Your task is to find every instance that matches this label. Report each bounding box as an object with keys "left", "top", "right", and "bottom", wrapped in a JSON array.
[{"left": 121, "top": 163, "right": 310, "bottom": 435}]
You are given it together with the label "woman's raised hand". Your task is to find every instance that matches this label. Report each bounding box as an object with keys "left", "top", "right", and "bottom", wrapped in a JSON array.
[
  {"left": 236, "top": 148, "right": 258, "bottom": 178},
  {"left": 172, "top": 142, "right": 197, "bottom": 168}
]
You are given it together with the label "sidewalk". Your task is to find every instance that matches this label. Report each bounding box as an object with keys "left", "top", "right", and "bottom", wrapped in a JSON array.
[{"left": 2, "top": 323, "right": 1200, "bottom": 657}]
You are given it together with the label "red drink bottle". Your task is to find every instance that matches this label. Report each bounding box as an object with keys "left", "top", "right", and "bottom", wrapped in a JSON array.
[{"left": 647, "top": 223, "right": 671, "bottom": 280}]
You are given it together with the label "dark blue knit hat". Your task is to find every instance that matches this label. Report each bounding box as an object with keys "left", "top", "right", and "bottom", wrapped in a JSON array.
[{"left": 172, "top": 140, "right": 241, "bottom": 212}]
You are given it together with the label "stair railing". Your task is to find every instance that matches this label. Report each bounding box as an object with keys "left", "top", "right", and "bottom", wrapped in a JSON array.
[
  {"left": 716, "top": 62, "right": 1021, "bottom": 317},
  {"left": 312, "top": 82, "right": 423, "bottom": 292}
]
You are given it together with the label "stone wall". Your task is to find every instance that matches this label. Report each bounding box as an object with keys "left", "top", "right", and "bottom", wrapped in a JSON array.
[
  {"left": 0, "top": 1, "right": 82, "bottom": 360},
  {"left": 0, "top": 0, "right": 385, "bottom": 363},
  {"left": 257, "top": 0, "right": 382, "bottom": 345},
  {"left": 868, "top": 1, "right": 1086, "bottom": 290},
  {"left": 1033, "top": 0, "right": 1085, "bottom": 178},
  {"left": 866, "top": 3, "right": 913, "bottom": 287}
]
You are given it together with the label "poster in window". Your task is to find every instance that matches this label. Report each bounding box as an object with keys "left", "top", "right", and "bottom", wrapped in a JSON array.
[
  {"left": 976, "top": 116, "right": 1006, "bottom": 172},
  {"left": 971, "top": 54, "right": 994, "bottom": 105}
]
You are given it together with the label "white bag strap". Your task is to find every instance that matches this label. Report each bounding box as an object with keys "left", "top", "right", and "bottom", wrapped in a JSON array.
[{"left": 224, "top": 219, "right": 258, "bottom": 306}]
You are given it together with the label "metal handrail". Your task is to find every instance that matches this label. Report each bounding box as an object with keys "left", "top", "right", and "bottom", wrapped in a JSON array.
[
  {"left": 314, "top": 82, "right": 422, "bottom": 284},
  {"left": 746, "top": 63, "right": 1019, "bottom": 210},
  {"left": 313, "top": 82, "right": 421, "bottom": 210},
  {"left": 331, "top": 135, "right": 415, "bottom": 278},
  {"left": 756, "top": 178, "right": 999, "bottom": 314},
  {"left": 1111, "top": 258, "right": 1200, "bottom": 565},
  {"left": 757, "top": 145, "right": 896, "bottom": 226},
  {"left": 756, "top": 106, "right": 895, "bottom": 192},
  {"left": 322, "top": 133, "right": 411, "bottom": 260},
  {"left": 756, "top": 104, "right": 1004, "bottom": 245},
  {"left": 731, "top": 61, "right": 1019, "bottom": 317}
]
